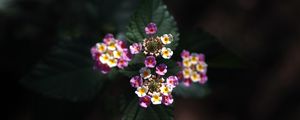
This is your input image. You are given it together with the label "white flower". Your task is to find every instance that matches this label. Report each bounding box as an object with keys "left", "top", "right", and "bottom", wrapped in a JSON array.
[
  {"left": 135, "top": 87, "right": 148, "bottom": 97},
  {"left": 160, "top": 84, "right": 173, "bottom": 96},
  {"left": 182, "top": 68, "right": 192, "bottom": 79},
  {"left": 113, "top": 50, "right": 122, "bottom": 59},
  {"left": 196, "top": 61, "right": 207, "bottom": 73},
  {"left": 107, "top": 58, "right": 117, "bottom": 67},
  {"left": 190, "top": 72, "right": 201, "bottom": 82},
  {"left": 160, "top": 34, "right": 173, "bottom": 45},
  {"left": 139, "top": 67, "right": 151, "bottom": 79},
  {"left": 161, "top": 47, "right": 173, "bottom": 59},
  {"left": 99, "top": 53, "right": 111, "bottom": 64},
  {"left": 107, "top": 42, "right": 117, "bottom": 51},
  {"left": 182, "top": 58, "right": 192, "bottom": 67},
  {"left": 96, "top": 43, "right": 107, "bottom": 53},
  {"left": 151, "top": 92, "right": 162, "bottom": 105}
]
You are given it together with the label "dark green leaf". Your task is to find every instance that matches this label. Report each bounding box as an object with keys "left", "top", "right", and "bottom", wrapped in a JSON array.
[
  {"left": 20, "top": 37, "right": 105, "bottom": 102},
  {"left": 122, "top": 98, "right": 174, "bottom": 120},
  {"left": 125, "top": 0, "right": 179, "bottom": 50}
]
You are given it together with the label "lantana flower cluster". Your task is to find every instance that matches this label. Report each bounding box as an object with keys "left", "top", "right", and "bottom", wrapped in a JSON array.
[
  {"left": 177, "top": 50, "right": 208, "bottom": 87},
  {"left": 130, "top": 56, "right": 178, "bottom": 108},
  {"left": 90, "top": 22, "right": 208, "bottom": 108},
  {"left": 129, "top": 23, "right": 174, "bottom": 59},
  {"left": 90, "top": 34, "right": 132, "bottom": 74}
]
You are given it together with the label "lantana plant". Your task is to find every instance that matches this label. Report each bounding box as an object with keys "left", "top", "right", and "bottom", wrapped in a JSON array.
[
  {"left": 177, "top": 50, "right": 208, "bottom": 87},
  {"left": 127, "top": 23, "right": 178, "bottom": 108},
  {"left": 90, "top": 34, "right": 132, "bottom": 74}
]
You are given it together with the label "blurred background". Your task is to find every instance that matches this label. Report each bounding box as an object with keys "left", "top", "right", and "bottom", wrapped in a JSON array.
[{"left": 2, "top": 0, "right": 300, "bottom": 120}]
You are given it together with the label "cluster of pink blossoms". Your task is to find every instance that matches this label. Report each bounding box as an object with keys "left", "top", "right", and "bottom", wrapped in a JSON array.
[
  {"left": 130, "top": 56, "right": 178, "bottom": 108},
  {"left": 90, "top": 23, "right": 208, "bottom": 108},
  {"left": 90, "top": 34, "right": 132, "bottom": 74},
  {"left": 129, "top": 23, "right": 178, "bottom": 108},
  {"left": 129, "top": 23, "right": 174, "bottom": 59},
  {"left": 177, "top": 50, "right": 208, "bottom": 87}
]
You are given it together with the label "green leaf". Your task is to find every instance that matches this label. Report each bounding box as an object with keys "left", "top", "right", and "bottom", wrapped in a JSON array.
[
  {"left": 125, "top": 0, "right": 179, "bottom": 50},
  {"left": 122, "top": 98, "right": 174, "bottom": 120},
  {"left": 173, "top": 83, "right": 210, "bottom": 98},
  {"left": 20, "top": 37, "right": 105, "bottom": 102}
]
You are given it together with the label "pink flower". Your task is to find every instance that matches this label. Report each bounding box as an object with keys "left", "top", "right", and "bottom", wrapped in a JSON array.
[
  {"left": 176, "top": 71, "right": 183, "bottom": 82},
  {"left": 130, "top": 43, "right": 143, "bottom": 54},
  {"left": 198, "top": 53, "right": 205, "bottom": 61},
  {"left": 139, "top": 95, "right": 151, "bottom": 108},
  {"left": 145, "top": 22, "right": 157, "bottom": 35},
  {"left": 144, "top": 56, "right": 156, "bottom": 68},
  {"left": 183, "top": 78, "right": 192, "bottom": 87},
  {"left": 116, "top": 40, "right": 127, "bottom": 50},
  {"left": 166, "top": 76, "right": 178, "bottom": 88},
  {"left": 162, "top": 95, "right": 174, "bottom": 106},
  {"left": 94, "top": 61, "right": 111, "bottom": 74},
  {"left": 199, "top": 73, "right": 208, "bottom": 84},
  {"left": 90, "top": 46, "right": 100, "bottom": 60},
  {"left": 155, "top": 64, "right": 167, "bottom": 76},
  {"left": 122, "top": 49, "right": 132, "bottom": 61},
  {"left": 103, "top": 33, "right": 114, "bottom": 44},
  {"left": 130, "top": 76, "right": 143, "bottom": 88},
  {"left": 181, "top": 50, "right": 190, "bottom": 59},
  {"left": 117, "top": 58, "right": 128, "bottom": 69}
]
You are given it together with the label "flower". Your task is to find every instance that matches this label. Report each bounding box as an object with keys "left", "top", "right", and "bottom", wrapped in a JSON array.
[
  {"left": 91, "top": 33, "right": 132, "bottom": 74},
  {"left": 128, "top": 23, "right": 178, "bottom": 107},
  {"left": 151, "top": 92, "right": 162, "bottom": 105},
  {"left": 161, "top": 47, "right": 173, "bottom": 59},
  {"left": 190, "top": 72, "right": 201, "bottom": 82},
  {"left": 177, "top": 50, "right": 208, "bottom": 86},
  {"left": 96, "top": 43, "right": 107, "bottom": 53},
  {"left": 130, "top": 76, "right": 143, "bottom": 88},
  {"left": 135, "top": 87, "right": 148, "bottom": 97},
  {"left": 162, "top": 94, "right": 173, "bottom": 106},
  {"left": 181, "top": 50, "right": 190, "bottom": 59},
  {"left": 103, "top": 33, "right": 114, "bottom": 44},
  {"left": 139, "top": 67, "right": 151, "bottom": 79},
  {"left": 145, "top": 22, "right": 157, "bottom": 35},
  {"left": 156, "top": 64, "right": 167, "bottom": 76},
  {"left": 139, "top": 96, "right": 151, "bottom": 108},
  {"left": 160, "top": 34, "right": 173, "bottom": 45},
  {"left": 130, "top": 43, "right": 143, "bottom": 54},
  {"left": 160, "top": 84, "right": 173, "bottom": 96},
  {"left": 117, "top": 58, "right": 128, "bottom": 69},
  {"left": 166, "top": 76, "right": 178, "bottom": 88},
  {"left": 144, "top": 56, "right": 157, "bottom": 68},
  {"left": 99, "top": 54, "right": 111, "bottom": 64}
]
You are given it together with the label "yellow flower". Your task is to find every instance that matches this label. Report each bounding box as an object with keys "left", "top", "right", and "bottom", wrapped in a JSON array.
[
  {"left": 151, "top": 92, "right": 162, "bottom": 105},
  {"left": 160, "top": 34, "right": 173, "bottom": 45},
  {"left": 191, "top": 72, "right": 201, "bottom": 82},
  {"left": 160, "top": 84, "right": 172, "bottom": 96},
  {"left": 135, "top": 87, "right": 148, "bottom": 97},
  {"left": 183, "top": 58, "right": 192, "bottom": 67},
  {"left": 107, "top": 58, "right": 117, "bottom": 67},
  {"left": 182, "top": 68, "right": 192, "bottom": 79},
  {"left": 99, "top": 54, "right": 110, "bottom": 64},
  {"left": 161, "top": 47, "right": 173, "bottom": 59},
  {"left": 96, "top": 43, "right": 107, "bottom": 53},
  {"left": 107, "top": 42, "right": 116, "bottom": 51},
  {"left": 113, "top": 50, "right": 122, "bottom": 59},
  {"left": 196, "top": 62, "right": 207, "bottom": 73}
]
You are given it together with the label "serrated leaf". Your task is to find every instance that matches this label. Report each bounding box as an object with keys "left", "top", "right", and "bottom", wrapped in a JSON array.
[
  {"left": 20, "top": 37, "right": 105, "bottom": 102},
  {"left": 173, "top": 83, "right": 210, "bottom": 98},
  {"left": 125, "top": 0, "right": 179, "bottom": 50},
  {"left": 122, "top": 98, "right": 174, "bottom": 120}
]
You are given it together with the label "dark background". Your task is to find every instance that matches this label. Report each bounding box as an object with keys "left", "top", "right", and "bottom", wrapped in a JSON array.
[{"left": 2, "top": 0, "right": 300, "bottom": 120}]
